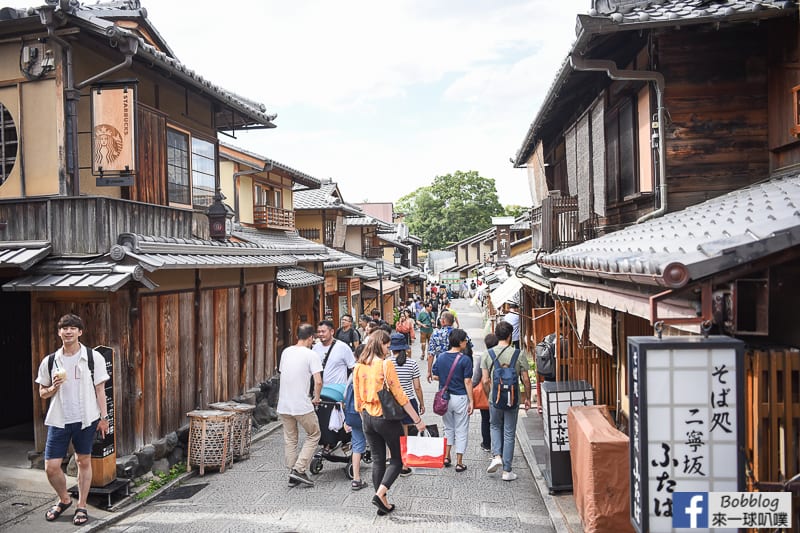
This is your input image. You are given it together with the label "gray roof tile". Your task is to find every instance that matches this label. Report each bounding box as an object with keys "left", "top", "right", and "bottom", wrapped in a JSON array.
[
  {"left": 276, "top": 267, "right": 324, "bottom": 289},
  {"left": 539, "top": 174, "right": 800, "bottom": 287},
  {"left": 589, "top": 0, "right": 793, "bottom": 25}
]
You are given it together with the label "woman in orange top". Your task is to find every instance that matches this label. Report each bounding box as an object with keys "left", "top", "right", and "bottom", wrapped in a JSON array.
[{"left": 354, "top": 330, "right": 426, "bottom": 515}]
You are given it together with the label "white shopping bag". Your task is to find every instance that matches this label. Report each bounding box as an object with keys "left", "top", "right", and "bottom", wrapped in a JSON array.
[{"left": 400, "top": 432, "right": 447, "bottom": 468}]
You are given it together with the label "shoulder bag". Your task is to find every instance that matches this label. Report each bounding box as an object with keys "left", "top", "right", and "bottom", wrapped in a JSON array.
[
  {"left": 378, "top": 359, "right": 406, "bottom": 420},
  {"left": 433, "top": 353, "right": 462, "bottom": 415}
]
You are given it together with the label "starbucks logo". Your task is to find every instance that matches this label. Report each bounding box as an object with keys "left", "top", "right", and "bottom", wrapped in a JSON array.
[{"left": 94, "top": 124, "right": 124, "bottom": 167}]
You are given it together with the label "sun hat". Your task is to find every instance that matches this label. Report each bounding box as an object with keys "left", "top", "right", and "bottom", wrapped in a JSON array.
[{"left": 389, "top": 332, "right": 410, "bottom": 352}]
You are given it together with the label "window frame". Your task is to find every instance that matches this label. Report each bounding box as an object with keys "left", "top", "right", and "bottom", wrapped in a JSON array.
[
  {"left": 166, "top": 123, "right": 217, "bottom": 209},
  {"left": 604, "top": 93, "right": 640, "bottom": 205}
]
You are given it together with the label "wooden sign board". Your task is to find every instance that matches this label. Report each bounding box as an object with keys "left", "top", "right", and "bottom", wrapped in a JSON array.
[{"left": 91, "top": 85, "right": 136, "bottom": 177}]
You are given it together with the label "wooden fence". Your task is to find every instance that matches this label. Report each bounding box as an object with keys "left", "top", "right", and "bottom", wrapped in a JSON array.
[{"left": 746, "top": 347, "right": 800, "bottom": 526}]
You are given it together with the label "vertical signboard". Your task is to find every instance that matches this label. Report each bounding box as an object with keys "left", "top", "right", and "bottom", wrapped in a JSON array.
[
  {"left": 91, "top": 84, "right": 136, "bottom": 185},
  {"left": 91, "top": 345, "right": 116, "bottom": 487},
  {"left": 491, "top": 216, "right": 514, "bottom": 265},
  {"left": 628, "top": 336, "right": 744, "bottom": 533}
]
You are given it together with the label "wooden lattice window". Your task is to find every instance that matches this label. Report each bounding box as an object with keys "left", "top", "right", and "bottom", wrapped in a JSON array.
[{"left": 0, "top": 103, "right": 18, "bottom": 184}]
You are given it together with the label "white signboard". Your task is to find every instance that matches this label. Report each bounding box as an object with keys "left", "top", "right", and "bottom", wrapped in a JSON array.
[
  {"left": 541, "top": 380, "right": 595, "bottom": 452},
  {"left": 628, "top": 336, "right": 744, "bottom": 533}
]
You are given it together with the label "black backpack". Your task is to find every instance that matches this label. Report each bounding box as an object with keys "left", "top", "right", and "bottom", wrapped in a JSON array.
[{"left": 535, "top": 334, "right": 557, "bottom": 380}]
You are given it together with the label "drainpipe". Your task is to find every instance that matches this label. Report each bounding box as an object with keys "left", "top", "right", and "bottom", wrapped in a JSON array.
[
  {"left": 40, "top": 5, "right": 138, "bottom": 196},
  {"left": 233, "top": 167, "right": 267, "bottom": 223},
  {"left": 568, "top": 54, "right": 667, "bottom": 224}
]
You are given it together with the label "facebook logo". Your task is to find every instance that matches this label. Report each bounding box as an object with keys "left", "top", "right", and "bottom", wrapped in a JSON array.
[{"left": 673, "top": 492, "right": 709, "bottom": 528}]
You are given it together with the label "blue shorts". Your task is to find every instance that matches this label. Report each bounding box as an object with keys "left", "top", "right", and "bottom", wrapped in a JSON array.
[
  {"left": 45, "top": 420, "right": 99, "bottom": 460},
  {"left": 350, "top": 424, "right": 367, "bottom": 454},
  {"left": 401, "top": 398, "right": 419, "bottom": 425}
]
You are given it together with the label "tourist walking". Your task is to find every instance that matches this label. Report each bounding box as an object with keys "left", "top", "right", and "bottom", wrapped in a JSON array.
[
  {"left": 431, "top": 328, "right": 474, "bottom": 472},
  {"left": 474, "top": 332, "right": 498, "bottom": 453},
  {"left": 481, "top": 321, "right": 531, "bottom": 481},
  {"left": 314, "top": 320, "right": 356, "bottom": 386},
  {"left": 502, "top": 302, "right": 521, "bottom": 350},
  {"left": 335, "top": 314, "right": 361, "bottom": 351},
  {"left": 387, "top": 332, "right": 425, "bottom": 476},
  {"left": 35, "top": 313, "right": 110, "bottom": 526},
  {"left": 394, "top": 309, "right": 416, "bottom": 346},
  {"left": 343, "top": 345, "right": 368, "bottom": 491},
  {"left": 416, "top": 301, "right": 434, "bottom": 360},
  {"left": 353, "top": 331, "right": 426, "bottom": 516},
  {"left": 277, "top": 323, "right": 322, "bottom": 487}
]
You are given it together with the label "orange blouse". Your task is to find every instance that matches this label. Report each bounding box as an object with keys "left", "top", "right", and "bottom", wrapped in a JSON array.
[{"left": 353, "top": 357, "right": 409, "bottom": 417}]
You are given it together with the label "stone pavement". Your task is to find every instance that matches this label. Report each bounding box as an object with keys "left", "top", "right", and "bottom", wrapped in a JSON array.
[{"left": 0, "top": 298, "right": 585, "bottom": 532}]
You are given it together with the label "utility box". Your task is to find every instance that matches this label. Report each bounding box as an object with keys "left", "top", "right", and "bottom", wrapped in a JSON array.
[{"left": 541, "top": 380, "right": 594, "bottom": 492}]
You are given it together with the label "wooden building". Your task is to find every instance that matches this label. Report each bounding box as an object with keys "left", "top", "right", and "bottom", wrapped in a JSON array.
[
  {"left": 511, "top": 0, "right": 800, "bottom": 496},
  {"left": 0, "top": 2, "right": 300, "bottom": 456}
]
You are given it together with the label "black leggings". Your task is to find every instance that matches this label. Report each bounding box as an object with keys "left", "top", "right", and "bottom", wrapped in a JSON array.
[{"left": 362, "top": 412, "right": 404, "bottom": 490}]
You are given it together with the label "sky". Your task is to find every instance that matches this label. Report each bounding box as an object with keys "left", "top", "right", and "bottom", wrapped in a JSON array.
[{"left": 144, "top": 0, "right": 589, "bottom": 207}]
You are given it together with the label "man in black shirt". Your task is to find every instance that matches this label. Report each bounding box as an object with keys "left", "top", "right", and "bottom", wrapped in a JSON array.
[{"left": 334, "top": 314, "right": 360, "bottom": 350}]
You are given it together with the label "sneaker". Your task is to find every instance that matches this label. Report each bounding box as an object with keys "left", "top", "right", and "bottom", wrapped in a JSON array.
[
  {"left": 480, "top": 444, "right": 491, "bottom": 453},
  {"left": 487, "top": 456, "right": 503, "bottom": 474},
  {"left": 289, "top": 468, "right": 315, "bottom": 486},
  {"left": 502, "top": 471, "right": 518, "bottom": 481},
  {"left": 399, "top": 467, "right": 413, "bottom": 477},
  {"left": 288, "top": 477, "right": 299, "bottom": 488}
]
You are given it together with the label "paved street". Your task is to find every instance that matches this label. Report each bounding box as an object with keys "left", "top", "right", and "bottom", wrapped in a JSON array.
[{"left": 101, "top": 298, "right": 555, "bottom": 532}]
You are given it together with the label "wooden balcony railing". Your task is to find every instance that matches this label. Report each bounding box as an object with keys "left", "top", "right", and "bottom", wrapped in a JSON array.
[
  {"left": 253, "top": 205, "right": 295, "bottom": 230},
  {"left": 0, "top": 196, "right": 197, "bottom": 255},
  {"left": 297, "top": 228, "right": 320, "bottom": 241},
  {"left": 530, "top": 195, "right": 596, "bottom": 253}
]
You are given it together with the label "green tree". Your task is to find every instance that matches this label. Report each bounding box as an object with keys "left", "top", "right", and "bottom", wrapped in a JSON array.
[
  {"left": 504, "top": 204, "right": 526, "bottom": 218},
  {"left": 396, "top": 170, "right": 503, "bottom": 250}
]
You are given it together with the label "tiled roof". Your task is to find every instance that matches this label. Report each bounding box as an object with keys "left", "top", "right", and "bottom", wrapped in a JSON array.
[
  {"left": 2, "top": 2, "right": 276, "bottom": 130},
  {"left": 2, "top": 257, "right": 155, "bottom": 292},
  {"left": 323, "top": 247, "right": 367, "bottom": 271},
  {"left": 232, "top": 228, "right": 328, "bottom": 263},
  {"left": 292, "top": 183, "right": 361, "bottom": 215},
  {"left": 587, "top": 0, "right": 794, "bottom": 25},
  {"left": 276, "top": 267, "right": 324, "bottom": 289},
  {"left": 109, "top": 233, "right": 298, "bottom": 270},
  {"left": 219, "top": 143, "right": 321, "bottom": 189},
  {"left": 540, "top": 174, "right": 800, "bottom": 288},
  {"left": 377, "top": 233, "right": 411, "bottom": 250},
  {"left": 0, "top": 241, "right": 51, "bottom": 270}
]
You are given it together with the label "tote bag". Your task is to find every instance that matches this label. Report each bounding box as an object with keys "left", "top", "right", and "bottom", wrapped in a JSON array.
[{"left": 400, "top": 431, "right": 447, "bottom": 469}]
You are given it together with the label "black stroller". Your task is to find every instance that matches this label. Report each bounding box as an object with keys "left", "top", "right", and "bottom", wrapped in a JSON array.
[{"left": 309, "top": 384, "right": 370, "bottom": 479}]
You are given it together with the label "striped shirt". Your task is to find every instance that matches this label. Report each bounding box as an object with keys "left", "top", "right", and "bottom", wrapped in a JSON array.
[{"left": 388, "top": 356, "right": 420, "bottom": 401}]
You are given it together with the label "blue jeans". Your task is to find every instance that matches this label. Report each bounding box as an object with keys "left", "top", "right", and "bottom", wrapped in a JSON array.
[{"left": 489, "top": 404, "right": 519, "bottom": 472}]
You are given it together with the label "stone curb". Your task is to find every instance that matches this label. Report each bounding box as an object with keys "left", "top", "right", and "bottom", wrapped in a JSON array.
[
  {"left": 77, "top": 419, "right": 283, "bottom": 532},
  {"left": 516, "top": 412, "right": 572, "bottom": 533}
]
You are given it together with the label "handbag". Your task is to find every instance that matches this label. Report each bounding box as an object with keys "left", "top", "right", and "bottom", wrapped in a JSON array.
[
  {"left": 433, "top": 353, "right": 462, "bottom": 416},
  {"left": 378, "top": 360, "right": 406, "bottom": 421},
  {"left": 400, "top": 429, "right": 448, "bottom": 468},
  {"left": 472, "top": 382, "right": 489, "bottom": 411}
]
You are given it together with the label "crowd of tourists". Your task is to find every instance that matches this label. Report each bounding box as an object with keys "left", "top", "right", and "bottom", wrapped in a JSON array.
[{"left": 275, "top": 293, "right": 531, "bottom": 517}]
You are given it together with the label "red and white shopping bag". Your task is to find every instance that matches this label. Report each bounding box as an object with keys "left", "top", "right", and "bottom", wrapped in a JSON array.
[{"left": 400, "top": 432, "right": 447, "bottom": 469}]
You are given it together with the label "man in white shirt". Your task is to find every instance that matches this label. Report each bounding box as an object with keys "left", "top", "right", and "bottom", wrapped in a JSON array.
[
  {"left": 278, "top": 323, "right": 323, "bottom": 487},
  {"left": 503, "top": 302, "right": 521, "bottom": 350},
  {"left": 314, "top": 320, "right": 356, "bottom": 385},
  {"left": 35, "top": 314, "right": 110, "bottom": 526}
]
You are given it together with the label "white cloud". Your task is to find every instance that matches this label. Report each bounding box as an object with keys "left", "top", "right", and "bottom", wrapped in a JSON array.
[{"left": 145, "top": 0, "right": 589, "bottom": 206}]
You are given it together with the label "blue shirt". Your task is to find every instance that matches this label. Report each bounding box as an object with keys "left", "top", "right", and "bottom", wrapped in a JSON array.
[
  {"left": 428, "top": 325, "right": 454, "bottom": 359},
  {"left": 432, "top": 351, "right": 472, "bottom": 395}
]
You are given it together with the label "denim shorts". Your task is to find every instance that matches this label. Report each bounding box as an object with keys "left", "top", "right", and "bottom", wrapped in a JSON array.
[
  {"left": 401, "top": 398, "right": 419, "bottom": 425},
  {"left": 45, "top": 420, "right": 99, "bottom": 460},
  {"left": 350, "top": 424, "right": 367, "bottom": 454}
]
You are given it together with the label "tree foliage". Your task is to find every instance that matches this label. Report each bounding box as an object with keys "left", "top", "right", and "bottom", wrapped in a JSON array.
[
  {"left": 503, "top": 204, "right": 526, "bottom": 218},
  {"left": 396, "top": 170, "right": 504, "bottom": 250}
]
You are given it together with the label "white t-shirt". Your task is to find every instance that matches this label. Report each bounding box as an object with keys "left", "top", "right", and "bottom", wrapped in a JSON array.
[
  {"left": 504, "top": 311, "right": 521, "bottom": 342},
  {"left": 312, "top": 340, "right": 356, "bottom": 385},
  {"left": 35, "top": 344, "right": 110, "bottom": 429},
  {"left": 277, "top": 345, "right": 323, "bottom": 416}
]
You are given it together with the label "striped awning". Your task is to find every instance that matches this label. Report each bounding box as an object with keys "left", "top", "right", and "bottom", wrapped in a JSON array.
[{"left": 276, "top": 267, "right": 325, "bottom": 289}]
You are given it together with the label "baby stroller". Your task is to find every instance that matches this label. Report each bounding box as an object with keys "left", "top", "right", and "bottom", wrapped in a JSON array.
[{"left": 310, "top": 384, "right": 368, "bottom": 479}]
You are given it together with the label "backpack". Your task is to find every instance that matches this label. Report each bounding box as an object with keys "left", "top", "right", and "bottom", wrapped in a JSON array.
[
  {"left": 343, "top": 381, "right": 361, "bottom": 428},
  {"left": 535, "top": 334, "right": 557, "bottom": 380},
  {"left": 489, "top": 347, "right": 521, "bottom": 410}
]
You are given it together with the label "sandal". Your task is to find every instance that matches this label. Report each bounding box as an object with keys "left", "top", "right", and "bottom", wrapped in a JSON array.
[
  {"left": 443, "top": 458, "right": 452, "bottom": 467},
  {"left": 73, "top": 508, "right": 89, "bottom": 526},
  {"left": 351, "top": 479, "right": 368, "bottom": 491},
  {"left": 455, "top": 464, "right": 467, "bottom": 472},
  {"left": 45, "top": 500, "right": 71, "bottom": 521}
]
